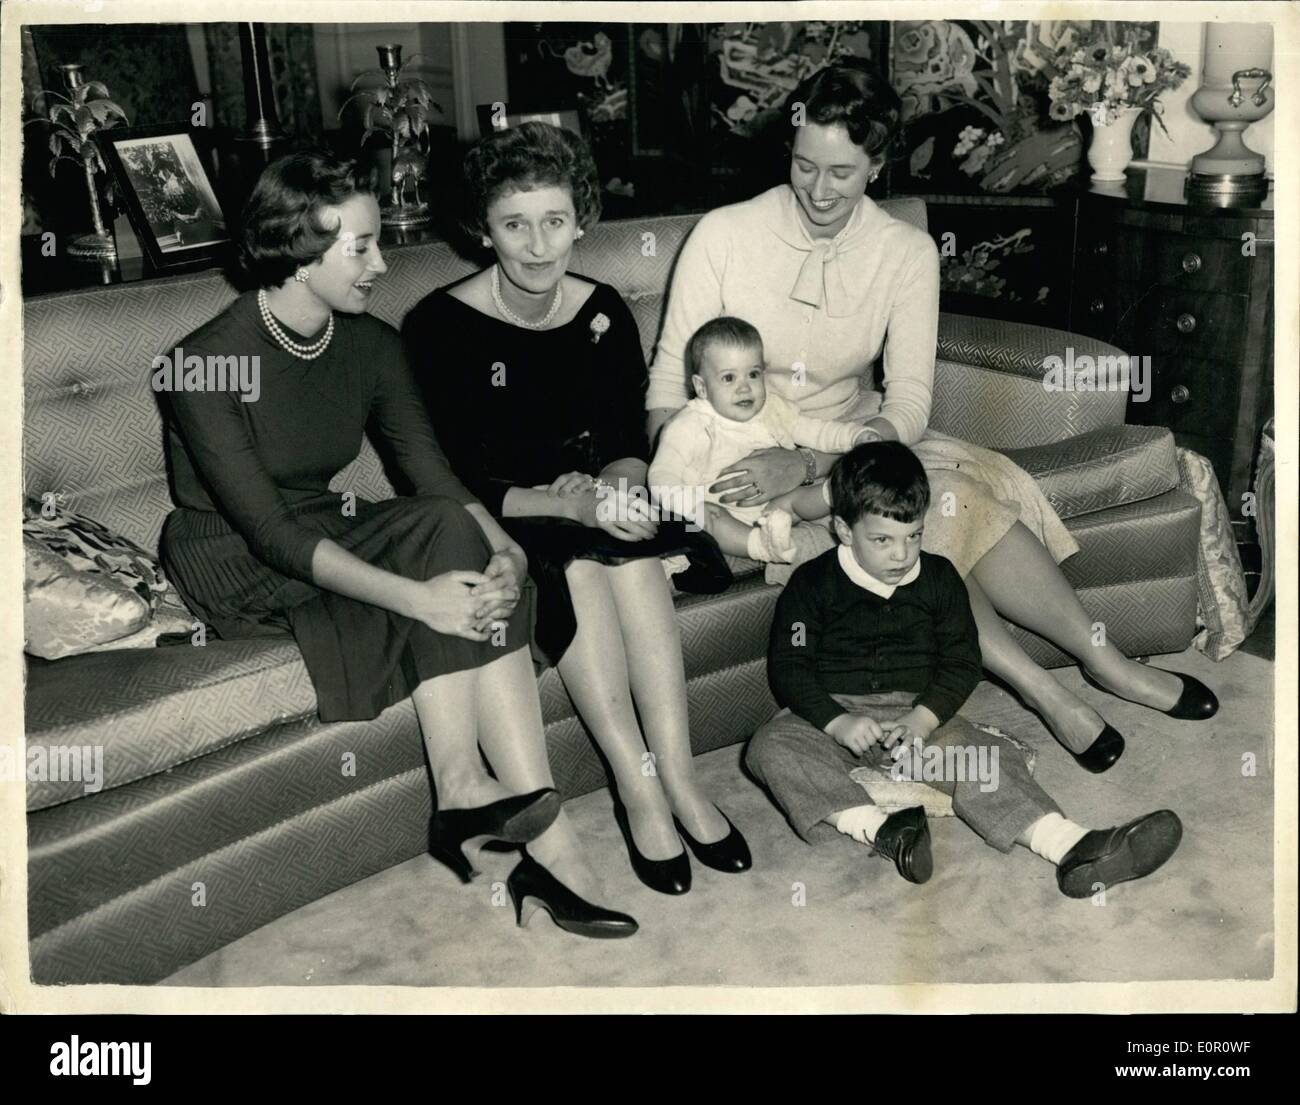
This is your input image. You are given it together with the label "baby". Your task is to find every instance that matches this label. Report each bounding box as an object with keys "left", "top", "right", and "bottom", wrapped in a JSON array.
[{"left": 648, "top": 316, "right": 877, "bottom": 562}]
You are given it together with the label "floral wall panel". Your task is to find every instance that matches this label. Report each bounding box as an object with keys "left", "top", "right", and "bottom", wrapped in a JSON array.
[
  {"left": 889, "top": 19, "right": 1159, "bottom": 195},
  {"left": 926, "top": 201, "right": 1078, "bottom": 328},
  {"left": 705, "top": 21, "right": 887, "bottom": 203},
  {"left": 503, "top": 23, "right": 635, "bottom": 189}
]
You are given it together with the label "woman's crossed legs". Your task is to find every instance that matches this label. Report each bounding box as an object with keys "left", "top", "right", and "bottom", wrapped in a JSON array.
[{"left": 966, "top": 521, "right": 1187, "bottom": 753}]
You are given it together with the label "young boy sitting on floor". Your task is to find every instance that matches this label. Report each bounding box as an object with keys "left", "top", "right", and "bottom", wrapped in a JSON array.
[
  {"left": 746, "top": 441, "right": 1184, "bottom": 897},
  {"left": 648, "top": 316, "right": 874, "bottom": 562}
]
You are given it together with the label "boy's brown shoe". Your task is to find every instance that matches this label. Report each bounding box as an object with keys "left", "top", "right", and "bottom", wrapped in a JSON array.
[
  {"left": 872, "top": 806, "right": 933, "bottom": 884},
  {"left": 1057, "top": 810, "right": 1183, "bottom": 898}
]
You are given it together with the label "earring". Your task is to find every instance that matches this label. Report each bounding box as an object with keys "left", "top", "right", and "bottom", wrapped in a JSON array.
[
  {"left": 294, "top": 267, "right": 310, "bottom": 283},
  {"left": 575, "top": 228, "right": 585, "bottom": 240},
  {"left": 481, "top": 237, "right": 491, "bottom": 248}
]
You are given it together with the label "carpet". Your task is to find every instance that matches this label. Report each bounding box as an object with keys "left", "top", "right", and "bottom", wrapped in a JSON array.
[{"left": 163, "top": 646, "right": 1276, "bottom": 988}]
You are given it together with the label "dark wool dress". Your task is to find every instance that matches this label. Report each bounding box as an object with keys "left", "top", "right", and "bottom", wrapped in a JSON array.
[
  {"left": 402, "top": 276, "right": 729, "bottom": 667},
  {"left": 159, "top": 291, "right": 534, "bottom": 723}
]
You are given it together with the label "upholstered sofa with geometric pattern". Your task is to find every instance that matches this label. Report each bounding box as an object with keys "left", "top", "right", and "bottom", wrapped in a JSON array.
[{"left": 22, "top": 197, "right": 1201, "bottom": 984}]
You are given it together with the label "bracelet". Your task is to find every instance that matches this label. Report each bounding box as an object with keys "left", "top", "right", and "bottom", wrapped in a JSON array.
[{"left": 797, "top": 447, "right": 818, "bottom": 486}]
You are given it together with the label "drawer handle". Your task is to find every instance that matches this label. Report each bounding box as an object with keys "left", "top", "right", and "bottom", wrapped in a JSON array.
[
  {"left": 1176, "top": 312, "right": 1197, "bottom": 334},
  {"left": 1090, "top": 296, "right": 1105, "bottom": 314},
  {"left": 1181, "top": 251, "right": 1203, "bottom": 274},
  {"left": 1170, "top": 385, "right": 1191, "bottom": 404}
]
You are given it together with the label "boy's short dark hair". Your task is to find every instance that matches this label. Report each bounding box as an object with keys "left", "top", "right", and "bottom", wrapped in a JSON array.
[
  {"left": 829, "top": 441, "right": 930, "bottom": 526},
  {"left": 685, "top": 316, "right": 763, "bottom": 379}
]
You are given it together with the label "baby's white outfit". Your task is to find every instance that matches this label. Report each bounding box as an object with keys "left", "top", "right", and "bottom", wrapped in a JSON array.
[{"left": 649, "top": 395, "right": 864, "bottom": 560}]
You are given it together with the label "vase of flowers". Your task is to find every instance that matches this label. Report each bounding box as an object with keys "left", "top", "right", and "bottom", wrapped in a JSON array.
[
  {"left": 340, "top": 44, "right": 441, "bottom": 228},
  {"left": 1040, "top": 27, "right": 1190, "bottom": 182}
]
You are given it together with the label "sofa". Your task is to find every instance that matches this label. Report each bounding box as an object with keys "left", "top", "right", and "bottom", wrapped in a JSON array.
[{"left": 22, "top": 197, "right": 1202, "bottom": 984}]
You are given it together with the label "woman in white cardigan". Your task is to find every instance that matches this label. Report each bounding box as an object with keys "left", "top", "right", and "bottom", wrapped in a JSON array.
[{"left": 647, "top": 60, "right": 1218, "bottom": 772}]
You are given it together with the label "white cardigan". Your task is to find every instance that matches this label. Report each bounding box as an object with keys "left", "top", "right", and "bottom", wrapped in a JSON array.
[{"left": 646, "top": 185, "right": 940, "bottom": 446}]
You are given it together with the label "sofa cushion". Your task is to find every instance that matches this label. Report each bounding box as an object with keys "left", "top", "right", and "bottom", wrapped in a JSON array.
[
  {"left": 1000, "top": 425, "right": 1179, "bottom": 520},
  {"left": 25, "top": 637, "right": 316, "bottom": 812}
]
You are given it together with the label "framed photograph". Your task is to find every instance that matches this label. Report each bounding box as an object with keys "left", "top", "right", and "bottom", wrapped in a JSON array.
[
  {"left": 97, "top": 124, "right": 229, "bottom": 270},
  {"left": 475, "top": 102, "right": 584, "bottom": 141}
]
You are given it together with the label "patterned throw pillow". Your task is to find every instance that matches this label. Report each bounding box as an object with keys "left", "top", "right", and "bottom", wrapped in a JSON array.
[
  {"left": 21, "top": 499, "right": 197, "bottom": 658},
  {"left": 21, "top": 497, "right": 168, "bottom": 610},
  {"left": 23, "top": 538, "right": 152, "bottom": 660}
]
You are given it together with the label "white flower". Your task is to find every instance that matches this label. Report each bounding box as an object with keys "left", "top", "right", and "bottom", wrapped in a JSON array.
[{"left": 589, "top": 312, "right": 611, "bottom": 343}]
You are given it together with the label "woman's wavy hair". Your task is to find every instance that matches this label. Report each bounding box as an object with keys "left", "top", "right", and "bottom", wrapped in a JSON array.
[
  {"left": 239, "top": 149, "right": 372, "bottom": 287},
  {"left": 461, "top": 121, "right": 601, "bottom": 242},
  {"left": 787, "top": 58, "right": 903, "bottom": 161}
]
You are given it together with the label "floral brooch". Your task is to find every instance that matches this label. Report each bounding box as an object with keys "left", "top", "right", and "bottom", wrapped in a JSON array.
[{"left": 589, "top": 312, "right": 611, "bottom": 343}]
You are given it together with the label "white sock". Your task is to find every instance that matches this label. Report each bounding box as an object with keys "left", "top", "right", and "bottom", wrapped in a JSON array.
[
  {"left": 833, "top": 805, "right": 890, "bottom": 844},
  {"left": 746, "top": 524, "right": 783, "bottom": 562},
  {"left": 1026, "top": 812, "right": 1090, "bottom": 864}
]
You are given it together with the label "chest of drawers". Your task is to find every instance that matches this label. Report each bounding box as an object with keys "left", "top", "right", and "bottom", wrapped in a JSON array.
[{"left": 1068, "top": 169, "right": 1274, "bottom": 524}]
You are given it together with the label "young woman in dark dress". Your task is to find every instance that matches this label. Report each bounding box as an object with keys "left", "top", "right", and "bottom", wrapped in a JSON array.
[
  {"left": 159, "top": 150, "right": 635, "bottom": 939},
  {"left": 403, "top": 123, "right": 751, "bottom": 895}
]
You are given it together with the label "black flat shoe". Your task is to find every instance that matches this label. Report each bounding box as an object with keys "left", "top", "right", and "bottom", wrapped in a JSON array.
[
  {"left": 1069, "top": 724, "right": 1125, "bottom": 774},
  {"left": 429, "top": 788, "right": 562, "bottom": 883},
  {"left": 674, "top": 807, "right": 752, "bottom": 873},
  {"left": 870, "top": 806, "right": 933, "bottom": 885},
  {"left": 1082, "top": 669, "right": 1219, "bottom": 721},
  {"left": 1057, "top": 809, "right": 1183, "bottom": 898},
  {"left": 507, "top": 852, "right": 638, "bottom": 939},
  {"left": 612, "top": 796, "right": 691, "bottom": 895}
]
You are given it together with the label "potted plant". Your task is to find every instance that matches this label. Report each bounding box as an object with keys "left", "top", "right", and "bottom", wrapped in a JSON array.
[
  {"left": 25, "top": 63, "right": 128, "bottom": 258},
  {"left": 339, "top": 44, "right": 442, "bottom": 227}
]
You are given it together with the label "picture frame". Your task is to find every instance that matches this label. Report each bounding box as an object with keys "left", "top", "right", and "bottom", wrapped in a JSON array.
[
  {"left": 475, "top": 102, "right": 584, "bottom": 141},
  {"left": 96, "top": 123, "right": 230, "bottom": 271}
]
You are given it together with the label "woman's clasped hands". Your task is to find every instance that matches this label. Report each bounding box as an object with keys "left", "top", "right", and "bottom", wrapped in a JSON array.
[
  {"left": 407, "top": 546, "right": 526, "bottom": 641},
  {"left": 540, "top": 470, "right": 659, "bottom": 542}
]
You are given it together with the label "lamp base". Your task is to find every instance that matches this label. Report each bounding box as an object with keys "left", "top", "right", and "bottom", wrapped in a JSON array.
[
  {"left": 380, "top": 203, "right": 432, "bottom": 229},
  {"left": 65, "top": 231, "right": 117, "bottom": 260},
  {"left": 1184, "top": 171, "right": 1270, "bottom": 207},
  {"left": 1190, "top": 120, "right": 1266, "bottom": 177}
]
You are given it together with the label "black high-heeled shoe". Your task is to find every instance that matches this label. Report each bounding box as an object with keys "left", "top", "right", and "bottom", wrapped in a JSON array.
[
  {"left": 507, "top": 851, "right": 638, "bottom": 939},
  {"left": 1068, "top": 724, "right": 1126, "bottom": 774},
  {"left": 1081, "top": 669, "right": 1219, "bottom": 721},
  {"left": 673, "top": 807, "right": 752, "bottom": 872},
  {"left": 429, "top": 788, "right": 562, "bottom": 883},
  {"left": 611, "top": 796, "right": 691, "bottom": 895}
]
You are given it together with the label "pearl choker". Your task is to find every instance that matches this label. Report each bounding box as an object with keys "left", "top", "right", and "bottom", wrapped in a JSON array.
[
  {"left": 258, "top": 288, "right": 335, "bottom": 359},
  {"left": 491, "top": 264, "right": 562, "bottom": 329}
]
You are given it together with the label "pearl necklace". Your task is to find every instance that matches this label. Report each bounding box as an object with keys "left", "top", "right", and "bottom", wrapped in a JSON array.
[
  {"left": 258, "top": 288, "right": 335, "bottom": 359},
  {"left": 491, "top": 264, "right": 562, "bottom": 329}
]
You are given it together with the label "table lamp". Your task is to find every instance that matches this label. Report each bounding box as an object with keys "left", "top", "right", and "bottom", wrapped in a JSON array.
[{"left": 1187, "top": 22, "right": 1273, "bottom": 200}]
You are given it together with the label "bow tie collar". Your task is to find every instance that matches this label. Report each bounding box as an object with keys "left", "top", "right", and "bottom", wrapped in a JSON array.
[{"left": 771, "top": 188, "right": 875, "bottom": 317}]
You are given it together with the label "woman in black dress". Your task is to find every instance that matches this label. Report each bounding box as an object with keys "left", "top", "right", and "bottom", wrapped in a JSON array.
[
  {"left": 159, "top": 150, "right": 635, "bottom": 939},
  {"left": 403, "top": 123, "right": 751, "bottom": 895}
]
